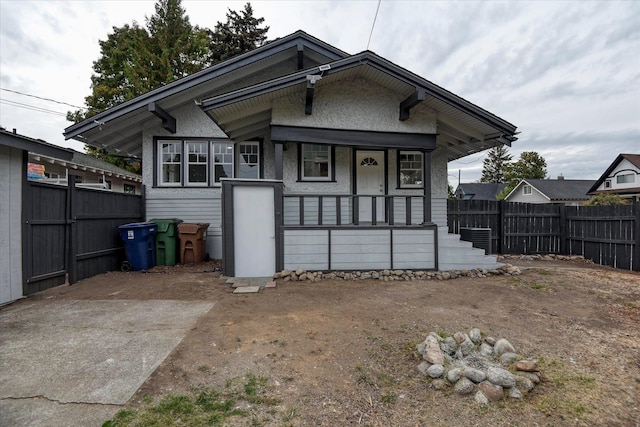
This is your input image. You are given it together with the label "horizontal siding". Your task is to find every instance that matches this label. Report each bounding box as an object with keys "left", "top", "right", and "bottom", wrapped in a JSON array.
[
  {"left": 284, "top": 230, "right": 329, "bottom": 270},
  {"left": 392, "top": 229, "right": 436, "bottom": 269},
  {"left": 432, "top": 197, "right": 447, "bottom": 228},
  {"left": 331, "top": 230, "right": 391, "bottom": 270},
  {"left": 146, "top": 192, "right": 222, "bottom": 259}
]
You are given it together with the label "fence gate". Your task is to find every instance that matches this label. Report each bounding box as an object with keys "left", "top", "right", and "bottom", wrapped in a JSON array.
[{"left": 23, "top": 176, "right": 143, "bottom": 295}]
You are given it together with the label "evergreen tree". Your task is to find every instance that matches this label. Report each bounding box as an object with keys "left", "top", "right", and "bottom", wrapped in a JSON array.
[
  {"left": 146, "top": 0, "right": 211, "bottom": 85},
  {"left": 67, "top": 1, "right": 268, "bottom": 173},
  {"left": 480, "top": 145, "right": 512, "bottom": 183},
  {"left": 208, "top": 3, "right": 269, "bottom": 63}
]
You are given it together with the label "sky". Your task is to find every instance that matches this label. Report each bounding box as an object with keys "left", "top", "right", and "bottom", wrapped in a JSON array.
[{"left": 1, "top": 0, "right": 638, "bottom": 185}]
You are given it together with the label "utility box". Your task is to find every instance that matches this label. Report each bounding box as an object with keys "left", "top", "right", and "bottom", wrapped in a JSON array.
[
  {"left": 150, "top": 218, "right": 183, "bottom": 266},
  {"left": 460, "top": 227, "right": 492, "bottom": 255},
  {"left": 178, "top": 223, "right": 209, "bottom": 264}
]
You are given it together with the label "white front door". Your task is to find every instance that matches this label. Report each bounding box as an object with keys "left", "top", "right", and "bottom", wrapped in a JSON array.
[
  {"left": 356, "top": 151, "right": 385, "bottom": 222},
  {"left": 233, "top": 185, "right": 276, "bottom": 277}
]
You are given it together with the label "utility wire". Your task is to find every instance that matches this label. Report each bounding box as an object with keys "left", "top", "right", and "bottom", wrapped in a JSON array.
[
  {"left": 367, "top": 0, "right": 382, "bottom": 50},
  {"left": 0, "top": 99, "right": 67, "bottom": 117},
  {"left": 0, "top": 87, "right": 85, "bottom": 110}
]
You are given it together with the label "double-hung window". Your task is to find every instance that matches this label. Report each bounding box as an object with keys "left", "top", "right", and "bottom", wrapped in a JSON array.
[
  {"left": 238, "top": 142, "right": 260, "bottom": 179},
  {"left": 186, "top": 141, "right": 208, "bottom": 185},
  {"left": 301, "top": 144, "right": 331, "bottom": 180},
  {"left": 160, "top": 141, "right": 182, "bottom": 186},
  {"left": 213, "top": 142, "right": 234, "bottom": 182},
  {"left": 398, "top": 151, "right": 423, "bottom": 188}
]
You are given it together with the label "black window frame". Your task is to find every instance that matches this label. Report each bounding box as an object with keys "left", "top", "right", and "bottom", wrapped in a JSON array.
[
  {"left": 297, "top": 143, "right": 336, "bottom": 182},
  {"left": 396, "top": 150, "right": 424, "bottom": 189}
]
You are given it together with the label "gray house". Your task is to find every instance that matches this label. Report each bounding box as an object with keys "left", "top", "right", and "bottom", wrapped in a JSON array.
[
  {"left": 505, "top": 178, "right": 595, "bottom": 206},
  {"left": 64, "top": 30, "right": 518, "bottom": 276},
  {"left": 0, "top": 129, "right": 73, "bottom": 305}
]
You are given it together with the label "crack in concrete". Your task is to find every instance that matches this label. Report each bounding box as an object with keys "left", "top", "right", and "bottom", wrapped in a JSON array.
[{"left": 0, "top": 395, "right": 121, "bottom": 407}]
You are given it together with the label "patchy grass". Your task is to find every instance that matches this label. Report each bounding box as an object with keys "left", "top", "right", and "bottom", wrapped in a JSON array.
[{"left": 102, "top": 373, "right": 282, "bottom": 427}]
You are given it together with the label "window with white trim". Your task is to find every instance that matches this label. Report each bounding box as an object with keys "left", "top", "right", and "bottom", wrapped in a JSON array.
[
  {"left": 159, "top": 141, "right": 182, "bottom": 185},
  {"left": 213, "top": 142, "right": 234, "bottom": 182},
  {"left": 399, "top": 151, "right": 423, "bottom": 188},
  {"left": 238, "top": 142, "right": 260, "bottom": 179},
  {"left": 301, "top": 144, "right": 331, "bottom": 180},
  {"left": 617, "top": 173, "right": 634, "bottom": 184},
  {"left": 523, "top": 184, "right": 532, "bottom": 195},
  {"left": 186, "top": 141, "right": 208, "bottom": 185},
  {"left": 604, "top": 180, "right": 611, "bottom": 189}
]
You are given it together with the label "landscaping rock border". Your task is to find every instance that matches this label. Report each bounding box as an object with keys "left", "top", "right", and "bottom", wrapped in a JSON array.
[{"left": 273, "top": 265, "right": 522, "bottom": 282}]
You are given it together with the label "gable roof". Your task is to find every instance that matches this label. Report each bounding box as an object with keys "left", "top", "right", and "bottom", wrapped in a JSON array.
[
  {"left": 63, "top": 31, "right": 348, "bottom": 157},
  {"left": 456, "top": 183, "right": 507, "bottom": 200},
  {"left": 1, "top": 128, "right": 73, "bottom": 160},
  {"left": 63, "top": 30, "right": 518, "bottom": 160},
  {"left": 507, "top": 179, "right": 596, "bottom": 201},
  {"left": 200, "top": 50, "right": 518, "bottom": 160},
  {"left": 587, "top": 153, "right": 640, "bottom": 194}
]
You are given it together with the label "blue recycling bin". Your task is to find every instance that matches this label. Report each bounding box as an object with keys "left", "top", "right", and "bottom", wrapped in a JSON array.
[{"left": 117, "top": 222, "right": 158, "bottom": 271}]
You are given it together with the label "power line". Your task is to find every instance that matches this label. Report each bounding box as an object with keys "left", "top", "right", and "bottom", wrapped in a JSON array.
[
  {"left": 0, "top": 99, "right": 67, "bottom": 117},
  {"left": 367, "top": 0, "right": 382, "bottom": 50},
  {"left": 0, "top": 87, "right": 85, "bottom": 110}
]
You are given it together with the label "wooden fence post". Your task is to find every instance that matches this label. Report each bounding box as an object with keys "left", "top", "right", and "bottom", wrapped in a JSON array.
[
  {"left": 559, "top": 204, "right": 566, "bottom": 255},
  {"left": 498, "top": 200, "right": 505, "bottom": 254},
  {"left": 67, "top": 175, "right": 77, "bottom": 285},
  {"left": 634, "top": 202, "right": 640, "bottom": 272}
]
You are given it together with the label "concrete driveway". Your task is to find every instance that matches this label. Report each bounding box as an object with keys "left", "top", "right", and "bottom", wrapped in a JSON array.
[{"left": 0, "top": 299, "right": 213, "bottom": 426}]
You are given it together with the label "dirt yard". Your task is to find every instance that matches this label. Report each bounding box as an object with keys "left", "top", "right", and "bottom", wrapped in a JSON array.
[{"left": 33, "top": 258, "right": 640, "bottom": 426}]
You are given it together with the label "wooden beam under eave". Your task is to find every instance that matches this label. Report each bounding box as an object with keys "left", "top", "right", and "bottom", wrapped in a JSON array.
[
  {"left": 148, "top": 102, "right": 176, "bottom": 133},
  {"left": 305, "top": 81, "right": 314, "bottom": 115},
  {"left": 399, "top": 89, "right": 425, "bottom": 121},
  {"left": 297, "top": 43, "right": 304, "bottom": 70}
]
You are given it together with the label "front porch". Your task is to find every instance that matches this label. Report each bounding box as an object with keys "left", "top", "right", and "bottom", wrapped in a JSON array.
[{"left": 282, "top": 193, "right": 438, "bottom": 271}]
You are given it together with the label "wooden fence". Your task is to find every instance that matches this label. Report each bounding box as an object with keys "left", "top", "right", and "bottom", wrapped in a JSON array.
[
  {"left": 23, "top": 176, "right": 144, "bottom": 295},
  {"left": 447, "top": 199, "right": 640, "bottom": 271}
]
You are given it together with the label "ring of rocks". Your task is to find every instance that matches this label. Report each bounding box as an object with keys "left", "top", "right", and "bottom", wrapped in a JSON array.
[{"left": 417, "top": 328, "right": 541, "bottom": 405}]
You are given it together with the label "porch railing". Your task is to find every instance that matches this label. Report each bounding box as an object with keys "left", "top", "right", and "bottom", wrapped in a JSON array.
[{"left": 283, "top": 194, "right": 428, "bottom": 227}]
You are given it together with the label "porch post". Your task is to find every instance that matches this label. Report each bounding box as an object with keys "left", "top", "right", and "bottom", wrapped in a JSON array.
[
  {"left": 422, "top": 150, "right": 432, "bottom": 224},
  {"left": 274, "top": 141, "right": 284, "bottom": 181}
]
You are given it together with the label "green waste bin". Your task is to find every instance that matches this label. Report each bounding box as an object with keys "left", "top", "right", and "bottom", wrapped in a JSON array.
[{"left": 150, "top": 218, "right": 183, "bottom": 266}]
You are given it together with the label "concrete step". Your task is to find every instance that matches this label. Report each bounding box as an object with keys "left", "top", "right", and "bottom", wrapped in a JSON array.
[{"left": 437, "top": 231, "right": 501, "bottom": 271}]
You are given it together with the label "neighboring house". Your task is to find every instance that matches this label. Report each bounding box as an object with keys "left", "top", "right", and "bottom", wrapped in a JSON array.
[
  {"left": 455, "top": 183, "right": 507, "bottom": 201},
  {"left": 0, "top": 128, "right": 74, "bottom": 305},
  {"left": 505, "top": 177, "right": 595, "bottom": 206},
  {"left": 27, "top": 150, "right": 142, "bottom": 194},
  {"left": 64, "top": 30, "right": 519, "bottom": 275},
  {"left": 587, "top": 154, "right": 640, "bottom": 202}
]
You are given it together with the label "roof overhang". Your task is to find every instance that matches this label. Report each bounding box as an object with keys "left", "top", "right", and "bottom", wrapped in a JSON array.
[
  {"left": 63, "top": 31, "right": 348, "bottom": 157},
  {"left": 200, "top": 52, "right": 518, "bottom": 160},
  {"left": 0, "top": 129, "right": 73, "bottom": 160}
]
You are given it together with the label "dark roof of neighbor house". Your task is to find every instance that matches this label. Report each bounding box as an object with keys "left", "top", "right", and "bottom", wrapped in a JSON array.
[
  {"left": 64, "top": 30, "right": 518, "bottom": 161},
  {"left": 0, "top": 128, "right": 73, "bottom": 160},
  {"left": 456, "top": 183, "right": 507, "bottom": 200},
  {"left": 510, "top": 179, "right": 596, "bottom": 201},
  {"left": 588, "top": 153, "right": 640, "bottom": 194},
  {"left": 29, "top": 149, "right": 142, "bottom": 182}
]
